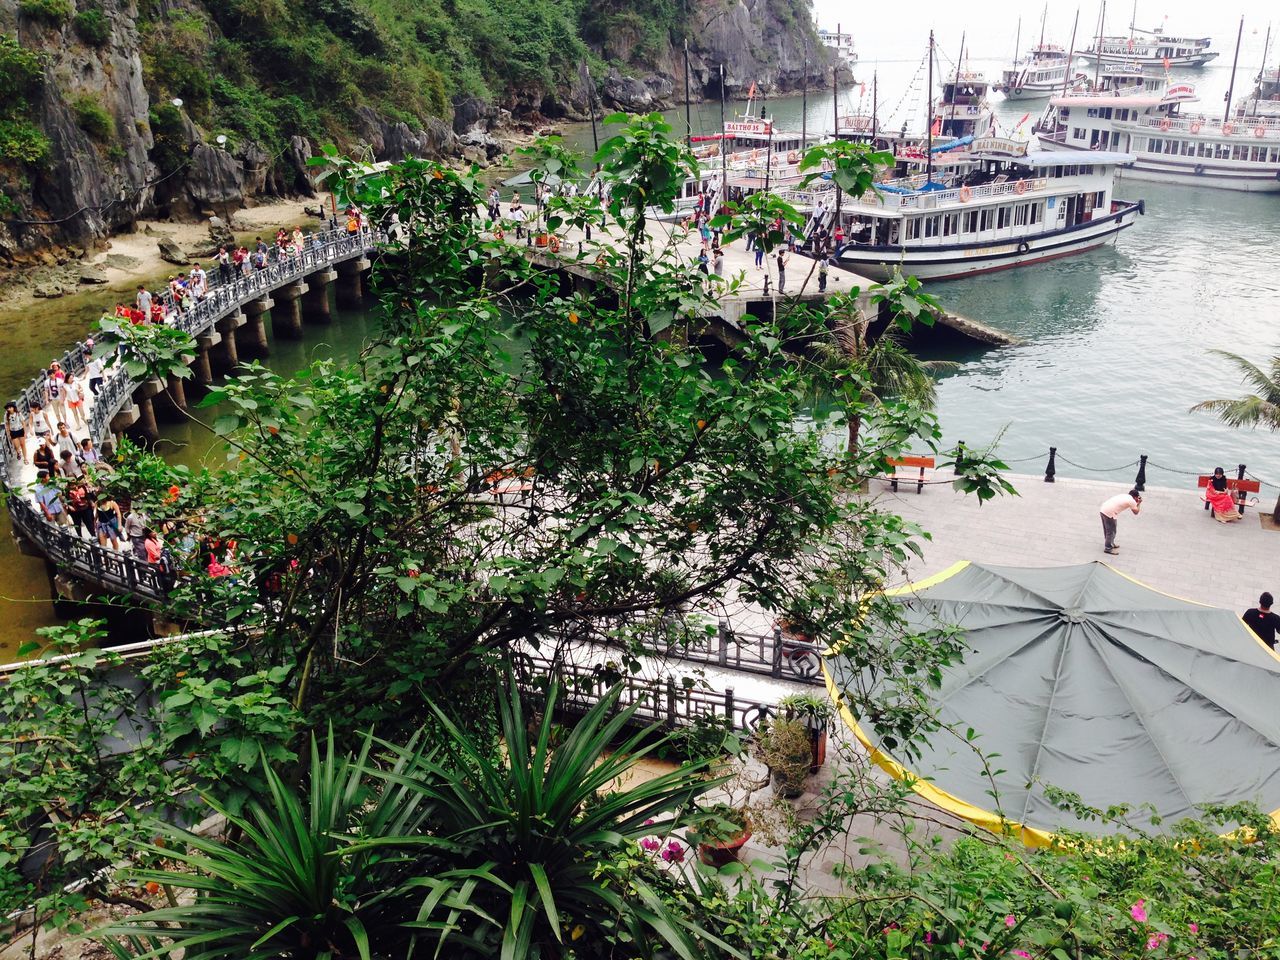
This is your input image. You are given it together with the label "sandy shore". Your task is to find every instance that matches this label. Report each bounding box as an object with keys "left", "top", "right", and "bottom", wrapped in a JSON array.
[{"left": 0, "top": 197, "right": 322, "bottom": 311}]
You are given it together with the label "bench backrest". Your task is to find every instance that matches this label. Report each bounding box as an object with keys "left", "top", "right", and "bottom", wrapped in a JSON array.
[
  {"left": 888, "top": 455, "right": 936, "bottom": 470},
  {"left": 1196, "top": 476, "right": 1261, "bottom": 493}
]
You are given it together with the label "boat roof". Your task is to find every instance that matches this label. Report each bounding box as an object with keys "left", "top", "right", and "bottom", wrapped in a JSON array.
[
  {"left": 1049, "top": 94, "right": 1167, "bottom": 108},
  {"left": 1011, "top": 150, "right": 1134, "bottom": 167}
]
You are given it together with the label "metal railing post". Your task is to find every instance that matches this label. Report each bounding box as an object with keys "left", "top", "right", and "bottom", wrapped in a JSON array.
[
  {"left": 771, "top": 627, "right": 784, "bottom": 679},
  {"left": 1045, "top": 446, "right": 1057, "bottom": 483},
  {"left": 1134, "top": 454, "right": 1148, "bottom": 492}
]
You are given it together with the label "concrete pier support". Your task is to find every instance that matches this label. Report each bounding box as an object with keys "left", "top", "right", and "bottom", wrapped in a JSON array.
[
  {"left": 302, "top": 268, "right": 335, "bottom": 323},
  {"left": 237, "top": 303, "right": 270, "bottom": 358},
  {"left": 193, "top": 332, "right": 220, "bottom": 385},
  {"left": 153, "top": 372, "right": 189, "bottom": 422},
  {"left": 214, "top": 311, "right": 246, "bottom": 372},
  {"left": 271, "top": 284, "right": 306, "bottom": 339},
  {"left": 335, "top": 257, "right": 371, "bottom": 307},
  {"left": 132, "top": 396, "right": 159, "bottom": 443}
]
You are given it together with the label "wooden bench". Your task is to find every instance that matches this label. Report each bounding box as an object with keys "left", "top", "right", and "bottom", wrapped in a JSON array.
[
  {"left": 1196, "top": 475, "right": 1261, "bottom": 515},
  {"left": 483, "top": 466, "right": 536, "bottom": 504},
  {"left": 886, "top": 455, "right": 936, "bottom": 494}
]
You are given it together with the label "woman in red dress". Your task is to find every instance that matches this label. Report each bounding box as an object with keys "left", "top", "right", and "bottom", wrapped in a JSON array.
[{"left": 1204, "top": 467, "right": 1242, "bottom": 523}]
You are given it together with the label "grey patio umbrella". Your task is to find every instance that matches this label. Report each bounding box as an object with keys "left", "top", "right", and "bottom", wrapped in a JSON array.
[{"left": 825, "top": 561, "right": 1280, "bottom": 844}]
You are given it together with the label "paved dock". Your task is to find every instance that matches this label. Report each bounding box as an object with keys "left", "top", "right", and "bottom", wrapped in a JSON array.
[{"left": 876, "top": 471, "right": 1277, "bottom": 616}]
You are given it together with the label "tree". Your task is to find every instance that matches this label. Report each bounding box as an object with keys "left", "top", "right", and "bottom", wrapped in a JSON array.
[{"left": 1189, "top": 350, "right": 1280, "bottom": 521}]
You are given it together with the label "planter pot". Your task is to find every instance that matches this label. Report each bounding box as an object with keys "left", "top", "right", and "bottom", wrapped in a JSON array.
[
  {"left": 808, "top": 727, "right": 827, "bottom": 774},
  {"left": 535, "top": 234, "right": 549, "bottom": 247},
  {"left": 771, "top": 771, "right": 806, "bottom": 799},
  {"left": 696, "top": 828, "right": 751, "bottom": 867}
]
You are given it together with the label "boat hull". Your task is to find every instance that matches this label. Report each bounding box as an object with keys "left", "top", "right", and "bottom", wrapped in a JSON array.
[
  {"left": 999, "top": 83, "right": 1061, "bottom": 101},
  {"left": 832, "top": 203, "right": 1141, "bottom": 281},
  {"left": 1079, "top": 51, "right": 1218, "bottom": 67}
]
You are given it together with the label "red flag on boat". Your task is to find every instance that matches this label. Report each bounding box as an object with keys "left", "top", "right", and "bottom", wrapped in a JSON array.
[
  {"left": 747, "top": 81, "right": 757, "bottom": 100},
  {"left": 1162, "top": 57, "right": 1171, "bottom": 69},
  {"left": 931, "top": 116, "right": 942, "bottom": 136},
  {"left": 1016, "top": 112, "right": 1030, "bottom": 128}
]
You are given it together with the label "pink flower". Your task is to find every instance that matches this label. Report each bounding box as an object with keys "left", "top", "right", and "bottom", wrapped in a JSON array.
[
  {"left": 1130, "top": 899, "right": 1148, "bottom": 923},
  {"left": 882, "top": 923, "right": 899, "bottom": 935},
  {"left": 1146, "top": 932, "right": 1169, "bottom": 951},
  {"left": 1188, "top": 923, "right": 1198, "bottom": 935},
  {"left": 979, "top": 944, "right": 988, "bottom": 953},
  {"left": 644, "top": 818, "right": 655, "bottom": 826},
  {"left": 1005, "top": 915, "right": 1017, "bottom": 928},
  {"left": 924, "top": 932, "right": 933, "bottom": 944},
  {"left": 639, "top": 836, "right": 660, "bottom": 853},
  {"left": 660, "top": 840, "right": 685, "bottom": 863},
  {"left": 1013, "top": 951, "right": 1032, "bottom": 959}
]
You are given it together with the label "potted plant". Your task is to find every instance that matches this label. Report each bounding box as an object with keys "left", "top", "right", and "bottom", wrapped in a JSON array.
[
  {"left": 779, "top": 692, "right": 834, "bottom": 773},
  {"left": 756, "top": 717, "right": 813, "bottom": 799},
  {"left": 686, "top": 801, "right": 752, "bottom": 867}
]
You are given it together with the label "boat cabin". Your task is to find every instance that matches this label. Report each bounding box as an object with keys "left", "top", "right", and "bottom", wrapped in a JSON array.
[{"left": 938, "top": 71, "right": 992, "bottom": 138}]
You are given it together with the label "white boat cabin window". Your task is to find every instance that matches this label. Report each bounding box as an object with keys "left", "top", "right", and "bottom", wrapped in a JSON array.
[
  {"left": 942, "top": 213, "right": 959, "bottom": 237},
  {"left": 963, "top": 210, "right": 979, "bottom": 233}
]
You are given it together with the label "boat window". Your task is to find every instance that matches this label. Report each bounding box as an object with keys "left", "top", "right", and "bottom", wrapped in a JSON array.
[
  {"left": 905, "top": 217, "right": 921, "bottom": 241},
  {"left": 923, "top": 216, "right": 940, "bottom": 239},
  {"left": 1071, "top": 128, "right": 1085, "bottom": 141},
  {"left": 1150, "top": 139, "right": 1163, "bottom": 154},
  {"left": 1029, "top": 202, "right": 1042, "bottom": 225},
  {"left": 1081, "top": 165, "right": 1093, "bottom": 175},
  {"left": 942, "top": 213, "right": 959, "bottom": 237},
  {"left": 963, "top": 210, "right": 980, "bottom": 233},
  {"left": 1181, "top": 141, "right": 1195, "bottom": 156},
  {"left": 1270, "top": 147, "right": 1280, "bottom": 162},
  {"left": 979, "top": 208, "right": 994, "bottom": 231},
  {"left": 1014, "top": 204, "right": 1029, "bottom": 226},
  {"left": 997, "top": 206, "right": 1011, "bottom": 228}
]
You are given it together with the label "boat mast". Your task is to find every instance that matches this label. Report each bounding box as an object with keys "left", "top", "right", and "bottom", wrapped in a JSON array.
[
  {"left": 949, "top": 31, "right": 966, "bottom": 134},
  {"left": 719, "top": 63, "right": 727, "bottom": 200},
  {"left": 926, "top": 31, "right": 935, "bottom": 184},
  {"left": 1014, "top": 17, "right": 1022, "bottom": 62},
  {"left": 1093, "top": 1, "right": 1106, "bottom": 89},
  {"left": 872, "top": 70, "right": 878, "bottom": 141},
  {"left": 683, "top": 38, "right": 693, "bottom": 147},
  {"left": 1252, "top": 23, "right": 1272, "bottom": 118},
  {"left": 1061, "top": 8, "right": 1080, "bottom": 96},
  {"left": 1128, "top": 0, "right": 1137, "bottom": 41},
  {"left": 802, "top": 45, "right": 808, "bottom": 148},
  {"left": 1223, "top": 16, "right": 1245, "bottom": 125},
  {"left": 833, "top": 60, "right": 842, "bottom": 226},
  {"left": 1039, "top": 5, "right": 1047, "bottom": 49}
]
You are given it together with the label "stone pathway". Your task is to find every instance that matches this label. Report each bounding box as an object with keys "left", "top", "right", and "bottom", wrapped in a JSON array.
[{"left": 876, "top": 470, "right": 1277, "bottom": 616}]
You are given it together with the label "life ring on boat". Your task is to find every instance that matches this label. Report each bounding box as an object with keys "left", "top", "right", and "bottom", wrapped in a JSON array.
[
  {"left": 1255, "top": 126, "right": 1267, "bottom": 138},
  {"left": 1014, "top": 179, "right": 1028, "bottom": 195},
  {"left": 959, "top": 186, "right": 973, "bottom": 203},
  {"left": 787, "top": 151, "right": 799, "bottom": 163},
  {"left": 1017, "top": 240, "right": 1031, "bottom": 253},
  {"left": 1189, "top": 121, "right": 1202, "bottom": 133},
  {"left": 1014, "top": 87, "right": 1025, "bottom": 95},
  {"left": 1159, "top": 117, "right": 1172, "bottom": 131},
  {"left": 1222, "top": 122, "right": 1235, "bottom": 135}
]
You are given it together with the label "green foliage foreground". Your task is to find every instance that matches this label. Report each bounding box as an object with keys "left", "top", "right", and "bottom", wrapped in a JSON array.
[{"left": 6, "top": 117, "right": 1277, "bottom": 957}]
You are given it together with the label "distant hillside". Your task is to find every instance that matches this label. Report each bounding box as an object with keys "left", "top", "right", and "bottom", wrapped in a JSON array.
[{"left": 0, "top": 0, "right": 827, "bottom": 266}]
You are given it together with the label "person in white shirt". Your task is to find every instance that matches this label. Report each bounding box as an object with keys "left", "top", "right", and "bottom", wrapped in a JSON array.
[
  {"left": 189, "top": 264, "right": 208, "bottom": 299},
  {"left": 1098, "top": 488, "right": 1142, "bottom": 555}
]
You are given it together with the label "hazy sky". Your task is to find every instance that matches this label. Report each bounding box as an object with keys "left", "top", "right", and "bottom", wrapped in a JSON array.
[{"left": 810, "top": 0, "right": 1275, "bottom": 65}]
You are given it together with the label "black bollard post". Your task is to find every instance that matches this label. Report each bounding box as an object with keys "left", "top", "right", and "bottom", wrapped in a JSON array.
[
  {"left": 1045, "top": 446, "right": 1057, "bottom": 483},
  {"left": 1237, "top": 463, "right": 1247, "bottom": 515},
  {"left": 954, "top": 441, "right": 966, "bottom": 476},
  {"left": 1134, "top": 455, "right": 1148, "bottom": 492}
]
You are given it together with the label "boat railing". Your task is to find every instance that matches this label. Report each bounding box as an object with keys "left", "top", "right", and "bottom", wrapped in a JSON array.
[
  {"left": 847, "top": 175, "right": 1050, "bottom": 211},
  {"left": 1124, "top": 113, "right": 1280, "bottom": 137}
]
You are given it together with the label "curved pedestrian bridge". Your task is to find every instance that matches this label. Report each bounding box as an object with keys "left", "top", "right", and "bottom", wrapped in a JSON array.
[{"left": 2, "top": 226, "right": 375, "bottom": 603}]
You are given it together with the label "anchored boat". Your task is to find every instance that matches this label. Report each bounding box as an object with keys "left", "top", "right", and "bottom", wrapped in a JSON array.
[
  {"left": 1081, "top": 26, "right": 1217, "bottom": 68},
  {"left": 829, "top": 138, "right": 1142, "bottom": 281},
  {"left": 1037, "top": 67, "right": 1280, "bottom": 192},
  {"left": 996, "top": 44, "right": 1075, "bottom": 100}
]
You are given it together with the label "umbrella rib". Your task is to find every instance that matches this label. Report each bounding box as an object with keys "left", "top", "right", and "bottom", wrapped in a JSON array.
[
  {"left": 1090, "top": 633, "right": 1200, "bottom": 817},
  {"left": 1017, "top": 624, "right": 1072, "bottom": 825},
  {"left": 932, "top": 616, "right": 1063, "bottom": 707}
]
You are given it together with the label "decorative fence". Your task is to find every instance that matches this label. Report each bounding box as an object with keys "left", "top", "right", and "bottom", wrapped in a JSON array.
[{"left": 2, "top": 226, "right": 375, "bottom": 602}]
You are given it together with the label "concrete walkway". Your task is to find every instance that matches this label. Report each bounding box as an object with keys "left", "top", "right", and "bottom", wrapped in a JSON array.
[{"left": 877, "top": 471, "right": 1277, "bottom": 616}]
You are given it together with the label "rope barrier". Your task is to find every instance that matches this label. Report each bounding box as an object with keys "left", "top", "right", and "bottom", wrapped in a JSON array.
[{"left": 1056, "top": 455, "right": 1140, "bottom": 473}]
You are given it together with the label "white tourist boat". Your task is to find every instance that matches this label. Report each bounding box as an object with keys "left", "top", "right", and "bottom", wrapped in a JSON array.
[
  {"left": 1235, "top": 66, "right": 1280, "bottom": 120},
  {"left": 828, "top": 138, "right": 1142, "bottom": 281},
  {"left": 818, "top": 27, "right": 857, "bottom": 72},
  {"left": 1037, "top": 69, "right": 1280, "bottom": 192},
  {"left": 995, "top": 44, "right": 1074, "bottom": 101},
  {"left": 1080, "top": 26, "right": 1217, "bottom": 68}
]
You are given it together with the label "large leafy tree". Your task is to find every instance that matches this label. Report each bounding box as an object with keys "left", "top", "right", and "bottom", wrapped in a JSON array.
[
  {"left": 109, "top": 115, "right": 978, "bottom": 754},
  {"left": 1190, "top": 350, "right": 1280, "bottom": 521}
]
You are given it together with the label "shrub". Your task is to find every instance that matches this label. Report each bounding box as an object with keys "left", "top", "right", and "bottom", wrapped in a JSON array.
[
  {"left": 0, "top": 35, "right": 45, "bottom": 112},
  {"left": 18, "top": 0, "right": 72, "bottom": 25},
  {"left": 72, "top": 7, "right": 110, "bottom": 46},
  {"left": 72, "top": 94, "right": 114, "bottom": 141},
  {"left": 0, "top": 117, "right": 50, "bottom": 163}
]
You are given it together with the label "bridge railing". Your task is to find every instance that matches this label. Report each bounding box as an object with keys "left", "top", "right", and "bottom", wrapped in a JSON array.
[{"left": 3, "top": 225, "right": 375, "bottom": 601}]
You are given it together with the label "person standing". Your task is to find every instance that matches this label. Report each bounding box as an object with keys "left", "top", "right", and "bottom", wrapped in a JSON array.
[
  {"left": 753, "top": 238, "right": 764, "bottom": 269},
  {"left": 216, "top": 246, "right": 232, "bottom": 284},
  {"left": 136, "top": 285, "right": 152, "bottom": 317},
  {"left": 1243, "top": 593, "right": 1280, "bottom": 649},
  {"left": 66, "top": 482, "right": 95, "bottom": 538},
  {"left": 34, "top": 470, "right": 70, "bottom": 527},
  {"left": 32, "top": 435, "right": 57, "bottom": 477},
  {"left": 124, "top": 505, "right": 149, "bottom": 561},
  {"left": 64, "top": 374, "right": 87, "bottom": 431},
  {"left": 713, "top": 248, "right": 725, "bottom": 282},
  {"left": 85, "top": 352, "right": 104, "bottom": 396},
  {"left": 46, "top": 362, "right": 67, "bottom": 423},
  {"left": 775, "top": 249, "right": 788, "bottom": 293},
  {"left": 1099, "top": 488, "right": 1141, "bottom": 555},
  {"left": 818, "top": 256, "right": 829, "bottom": 293},
  {"left": 5, "top": 401, "right": 27, "bottom": 463},
  {"left": 95, "top": 491, "right": 123, "bottom": 550},
  {"left": 509, "top": 194, "right": 527, "bottom": 241}
]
